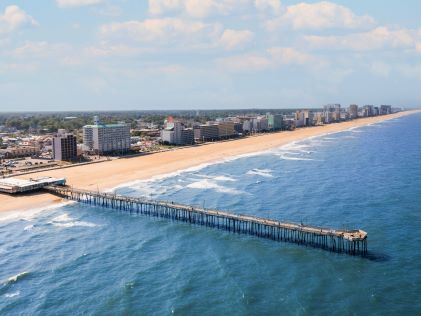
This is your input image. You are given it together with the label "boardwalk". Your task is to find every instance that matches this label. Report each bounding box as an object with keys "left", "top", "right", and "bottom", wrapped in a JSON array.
[{"left": 45, "top": 185, "right": 368, "bottom": 256}]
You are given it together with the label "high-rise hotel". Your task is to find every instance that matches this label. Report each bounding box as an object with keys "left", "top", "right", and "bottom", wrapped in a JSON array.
[
  {"left": 53, "top": 129, "right": 77, "bottom": 161},
  {"left": 83, "top": 116, "right": 130, "bottom": 154}
]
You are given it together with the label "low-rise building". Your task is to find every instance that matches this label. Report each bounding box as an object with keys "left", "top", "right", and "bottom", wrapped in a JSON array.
[{"left": 0, "top": 145, "right": 40, "bottom": 158}]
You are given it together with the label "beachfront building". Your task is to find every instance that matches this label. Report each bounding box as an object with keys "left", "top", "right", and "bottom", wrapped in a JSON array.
[
  {"left": 295, "top": 110, "right": 312, "bottom": 127},
  {"left": 283, "top": 117, "right": 296, "bottom": 130},
  {"left": 362, "top": 105, "right": 375, "bottom": 117},
  {"left": 250, "top": 116, "right": 269, "bottom": 132},
  {"left": 267, "top": 114, "right": 283, "bottom": 130},
  {"left": 323, "top": 104, "right": 335, "bottom": 123},
  {"left": 161, "top": 120, "right": 195, "bottom": 145},
  {"left": 52, "top": 130, "right": 77, "bottom": 161},
  {"left": 242, "top": 119, "right": 252, "bottom": 133},
  {"left": 233, "top": 122, "right": 243, "bottom": 134},
  {"left": 380, "top": 105, "right": 392, "bottom": 115},
  {"left": 216, "top": 121, "right": 237, "bottom": 138},
  {"left": 313, "top": 112, "right": 324, "bottom": 125},
  {"left": 348, "top": 104, "right": 359, "bottom": 119},
  {"left": 194, "top": 124, "right": 219, "bottom": 142},
  {"left": 323, "top": 104, "right": 342, "bottom": 123},
  {"left": 83, "top": 116, "right": 131, "bottom": 154}
]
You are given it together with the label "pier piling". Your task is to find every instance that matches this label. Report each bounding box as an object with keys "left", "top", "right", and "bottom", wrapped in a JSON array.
[{"left": 45, "top": 185, "right": 368, "bottom": 256}]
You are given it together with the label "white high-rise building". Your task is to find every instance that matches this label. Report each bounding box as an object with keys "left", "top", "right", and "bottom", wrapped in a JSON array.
[{"left": 83, "top": 117, "right": 130, "bottom": 154}]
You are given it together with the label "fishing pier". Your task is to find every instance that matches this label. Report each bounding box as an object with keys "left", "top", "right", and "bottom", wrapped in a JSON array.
[{"left": 45, "top": 185, "right": 368, "bottom": 256}]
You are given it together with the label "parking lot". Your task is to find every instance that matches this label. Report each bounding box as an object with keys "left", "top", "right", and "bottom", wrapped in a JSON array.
[{"left": 0, "top": 157, "right": 61, "bottom": 176}]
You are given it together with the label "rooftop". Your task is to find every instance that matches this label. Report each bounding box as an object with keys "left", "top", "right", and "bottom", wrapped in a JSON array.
[{"left": 83, "top": 123, "right": 129, "bottom": 128}]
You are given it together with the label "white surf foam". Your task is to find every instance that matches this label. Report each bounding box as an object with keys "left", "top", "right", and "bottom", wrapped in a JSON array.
[
  {"left": 213, "top": 175, "right": 236, "bottom": 182},
  {"left": 49, "top": 213, "right": 98, "bottom": 228},
  {"left": 0, "top": 201, "right": 72, "bottom": 223},
  {"left": 23, "top": 224, "right": 34, "bottom": 231},
  {"left": 279, "top": 154, "right": 315, "bottom": 161},
  {"left": 3, "top": 271, "right": 30, "bottom": 285},
  {"left": 186, "top": 179, "right": 243, "bottom": 194},
  {"left": 246, "top": 169, "right": 274, "bottom": 178},
  {"left": 109, "top": 161, "right": 225, "bottom": 192},
  {"left": 107, "top": 123, "right": 381, "bottom": 193},
  {"left": 4, "top": 291, "right": 20, "bottom": 298}
]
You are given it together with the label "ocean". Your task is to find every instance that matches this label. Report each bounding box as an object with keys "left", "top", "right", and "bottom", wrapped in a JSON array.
[{"left": 1, "top": 113, "right": 420, "bottom": 315}]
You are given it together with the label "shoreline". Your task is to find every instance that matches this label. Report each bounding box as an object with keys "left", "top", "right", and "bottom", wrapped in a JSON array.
[{"left": 1, "top": 110, "right": 420, "bottom": 214}]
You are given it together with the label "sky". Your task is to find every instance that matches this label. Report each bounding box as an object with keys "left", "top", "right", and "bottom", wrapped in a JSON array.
[{"left": 1, "top": 0, "right": 421, "bottom": 111}]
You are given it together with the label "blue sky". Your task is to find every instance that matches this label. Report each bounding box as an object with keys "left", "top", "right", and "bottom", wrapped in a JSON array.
[{"left": 1, "top": 0, "right": 421, "bottom": 111}]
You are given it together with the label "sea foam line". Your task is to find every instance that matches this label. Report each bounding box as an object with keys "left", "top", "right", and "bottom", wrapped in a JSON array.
[
  {"left": 108, "top": 122, "right": 386, "bottom": 192},
  {"left": 0, "top": 201, "right": 73, "bottom": 223}
]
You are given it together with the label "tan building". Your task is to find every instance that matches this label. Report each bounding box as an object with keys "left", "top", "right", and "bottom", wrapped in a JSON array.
[
  {"left": 0, "top": 146, "right": 40, "bottom": 158},
  {"left": 217, "top": 121, "right": 236, "bottom": 138},
  {"left": 348, "top": 104, "right": 359, "bottom": 119}
]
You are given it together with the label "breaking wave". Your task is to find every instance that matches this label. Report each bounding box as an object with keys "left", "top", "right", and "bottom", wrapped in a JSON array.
[
  {"left": 49, "top": 214, "right": 98, "bottom": 228},
  {"left": 3, "top": 271, "right": 30, "bottom": 286},
  {"left": 186, "top": 179, "right": 243, "bottom": 195},
  {"left": 246, "top": 169, "right": 273, "bottom": 178}
]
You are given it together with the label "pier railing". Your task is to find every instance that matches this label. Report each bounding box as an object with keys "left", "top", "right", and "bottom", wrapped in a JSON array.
[{"left": 45, "top": 185, "right": 368, "bottom": 256}]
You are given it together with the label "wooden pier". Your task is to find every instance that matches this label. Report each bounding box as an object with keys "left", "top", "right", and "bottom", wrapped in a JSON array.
[{"left": 45, "top": 185, "right": 368, "bottom": 256}]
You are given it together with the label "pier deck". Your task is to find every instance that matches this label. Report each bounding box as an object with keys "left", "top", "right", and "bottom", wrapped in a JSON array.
[
  {"left": 0, "top": 177, "right": 66, "bottom": 194},
  {"left": 45, "top": 185, "right": 368, "bottom": 256}
]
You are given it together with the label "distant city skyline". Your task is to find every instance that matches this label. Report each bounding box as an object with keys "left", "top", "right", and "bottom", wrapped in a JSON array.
[{"left": 1, "top": 0, "right": 421, "bottom": 111}]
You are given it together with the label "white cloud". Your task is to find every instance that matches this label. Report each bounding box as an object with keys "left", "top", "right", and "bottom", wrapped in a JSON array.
[
  {"left": 95, "top": 5, "right": 122, "bottom": 16},
  {"left": 217, "top": 47, "right": 319, "bottom": 71},
  {"left": 100, "top": 18, "right": 256, "bottom": 52},
  {"left": 56, "top": 0, "right": 103, "bottom": 8},
  {"left": 219, "top": 29, "right": 254, "bottom": 50},
  {"left": 148, "top": 0, "right": 280, "bottom": 18},
  {"left": 7, "top": 41, "right": 81, "bottom": 68},
  {"left": 254, "top": 0, "right": 281, "bottom": 15},
  {"left": 267, "top": 47, "right": 316, "bottom": 65},
  {"left": 13, "top": 41, "right": 50, "bottom": 57},
  {"left": 100, "top": 18, "right": 217, "bottom": 43},
  {"left": 149, "top": 0, "right": 235, "bottom": 18},
  {"left": 99, "top": 18, "right": 229, "bottom": 52},
  {"left": 86, "top": 44, "right": 150, "bottom": 57},
  {"left": 0, "top": 5, "right": 38, "bottom": 33},
  {"left": 217, "top": 53, "right": 271, "bottom": 71},
  {"left": 305, "top": 27, "right": 416, "bottom": 51},
  {"left": 266, "top": 1, "right": 374, "bottom": 30}
]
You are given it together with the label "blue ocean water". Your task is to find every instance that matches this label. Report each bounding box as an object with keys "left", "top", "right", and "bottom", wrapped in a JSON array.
[{"left": 1, "top": 114, "right": 421, "bottom": 315}]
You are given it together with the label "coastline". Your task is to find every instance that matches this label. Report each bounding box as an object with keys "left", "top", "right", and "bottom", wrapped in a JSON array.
[{"left": 1, "top": 110, "right": 419, "bottom": 214}]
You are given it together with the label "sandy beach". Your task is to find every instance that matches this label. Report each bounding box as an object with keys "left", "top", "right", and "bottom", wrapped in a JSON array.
[{"left": 1, "top": 110, "right": 419, "bottom": 214}]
